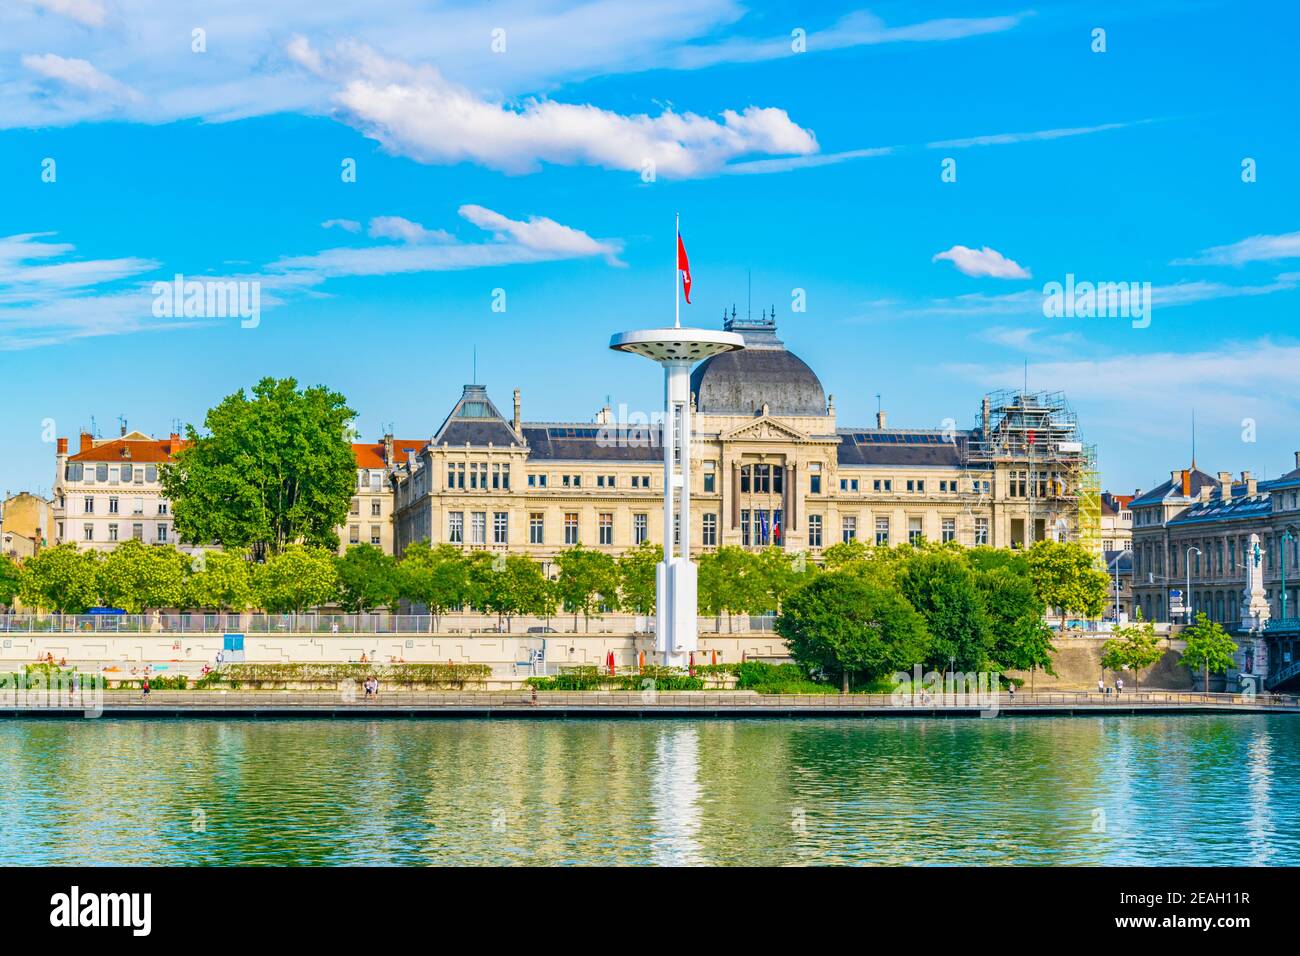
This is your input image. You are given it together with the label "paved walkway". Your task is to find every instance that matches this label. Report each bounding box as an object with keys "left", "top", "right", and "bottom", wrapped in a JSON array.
[{"left": 2, "top": 689, "right": 1298, "bottom": 717}]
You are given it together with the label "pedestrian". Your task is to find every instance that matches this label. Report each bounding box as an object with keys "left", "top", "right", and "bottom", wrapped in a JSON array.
[
  {"left": 142, "top": 675, "right": 150, "bottom": 699},
  {"left": 1116, "top": 677, "right": 1124, "bottom": 696},
  {"left": 1097, "top": 678, "right": 1104, "bottom": 695},
  {"left": 1007, "top": 682, "right": 1015, "bottom": 701},
  {"left": 370, "top": 676, "right": 379, "bottom": 698},
  {"left": 530, "top": 686, "right": 538, "bottom": 706}
]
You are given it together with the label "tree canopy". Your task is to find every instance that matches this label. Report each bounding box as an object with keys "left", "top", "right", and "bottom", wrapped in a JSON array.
[
  {"left": 18, "top": 544, "right": 100, "bottom": 613},
  {"left": 161, "top": 377, "right": 357, "bottom": 558},
  {"left": 1027, "top": 540, "right": 1109, "bottom": 628},
  {"left": 334, "top": 544, "right": 399, "bottom": 612},
  {"left": 1180, "top": 612, "right": 1238, "bottom": 691},
  {"left": 253, "top": 545, "right": 339, "bottom": 613}
]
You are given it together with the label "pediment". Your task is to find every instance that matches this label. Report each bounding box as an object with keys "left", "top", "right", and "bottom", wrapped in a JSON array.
[{"left": 720, "top": 416, "right": 811, "bottom": 443}]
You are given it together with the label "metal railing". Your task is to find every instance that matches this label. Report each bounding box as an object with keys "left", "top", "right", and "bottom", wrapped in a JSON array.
[
  {"left": 0, "top": 612, "right": 781, "bottom": 636},
  {"left": 4, "top": 688, "right": 1297, "bottom": 712}
]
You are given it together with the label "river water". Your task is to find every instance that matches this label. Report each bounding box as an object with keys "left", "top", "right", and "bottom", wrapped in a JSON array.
[{"left": 1, "top": 715, "right": 1294, "bottom": 865}]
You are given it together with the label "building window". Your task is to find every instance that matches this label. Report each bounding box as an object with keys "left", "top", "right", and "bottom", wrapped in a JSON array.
[
  {"left": 808, "top": 514, "right": 823, "bottom": 548},
  {"left": 908, "top": 516, "right": 924, "bottom": 545},
  {"left": 492, "top": 463, "right": 510, "bottom": 490},
  {"left": 493, "top": 512, "right": 508, "bottom": 545},
  {"left": 350, "top": 498, "right": 360, "bottom": 515},
  {"left": 83, "top": 524, "right": 93, "bottom": 541},
  {"left": 370, "top": 525, "right": 381, "bottom": 546},
  {"left": 564, "top": 512, "right": 579, "bottom": 545},
  {"left": 842, "top": 516, "right": 857, "bottom": 543},
  {"left": 598, "top": 512, "right": 613, "bottom": 545},
  {"left": 349, "top": 525, "right": 360, "bottom": 544},
  {"left": 634, "top": 513, "right": 648, "bottom": 544},
  {"left": 562, "top": 474, "right": 582, "bottom": 488},
  {"left": 469, "top": 463, "right": 489, "bottom": 490},
  {"left": 741, "top": 510, "right": 751, "bottom": 546},
  {"left": 108, "top": 524, "right": 119, "bottom": 542},
  {"left": 371, "top": 500, "right": 382, "bottom": 517},
  {"left": 133, "top": 498, "right": 144, "bottom": 515},
  {"left": 1010, "top": 471, "right": 1027, "bottom": 497},
  {"left": 975, "top": 517, "right": 990, "bottom": 545},
  {"left": 132, "top": 523, "right": 143, "bottom": 541},
  {"left": 528, "top": 474, "right": 548, "bottom": 488},
  {"left": 157, "top": 502, "right": 168, "bottom": 516},
  {"left": 84, "top": 496, "right": 94, "bottom": 514},
  {"left": 702, "top": 513, "right": 717, "bottom": 547},
  {"left": 448, "top": 512, "right": 464, "bottom": 544},
  {"left": 121, "top": 465, "right": 135, "bottom": 483},
  {"left": 942, "top": 518, "right": 956, "bottom": 543},
  {"left": 529, "top": 513, "right": 544, "bottom": 545},
  {"left": 597, "top": 475, "right": 616, "bottom": 489},
  {"left": 875, "top": 517, "right": 890, "bottom": 546},
  {"left": 873, "top": 479, "right": 893, "bottom": 493},
  {"left": 810, "top": 473, "right": 821, "bottom": 494},
  {"left": 840, "top": 478, "right": 859, "bottom": 492},
  {"left": 471, "top": 512, "right": 487, "bottom": 545},
  {"left": 108, "top": 496, "right": 119, "bottom": 515},
  {"left": 96, "top": 464, "right": 108, "bottom": 482},
  {"left": 448, "top": 463, "right": 466, "bottom": 489},
  {"left": 158, "top": 524, "right": 169, "bottom": 544}
]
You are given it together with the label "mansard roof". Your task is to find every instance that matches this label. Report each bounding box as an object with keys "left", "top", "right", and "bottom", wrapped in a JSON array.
[
  {"left": 521, "top": 424, "right": 663, "bottom": 462},
  {"left": 835, "top": 428, "right": 973, "bottom": 468},
  {"left": 1131, "top": 468, "right": 1218, "bottom": 507},
  {"left": 432, "top": 385, "right": 521, "bottom": 448}
]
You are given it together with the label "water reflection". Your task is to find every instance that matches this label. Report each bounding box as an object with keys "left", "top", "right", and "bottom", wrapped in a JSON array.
[{"left": 0, "top": 715, "right": 1296, "bottom": 866}]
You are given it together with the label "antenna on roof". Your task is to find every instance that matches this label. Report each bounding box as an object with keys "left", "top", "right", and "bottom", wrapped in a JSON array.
[
  {"left": 747, "top": 268, "right": 752, "bottom": 319},
  {"left": 473, "top": 345, "right": 477, "bottom": 385},
  {"left": 89, "top": 415, "right": 99, "bottom": 438},
  {"left": 1191, "top": 408, "right": 1197, "bottom": 469},
  {"left": 117, "top": 414, "right": 127, "bottom": 437}
]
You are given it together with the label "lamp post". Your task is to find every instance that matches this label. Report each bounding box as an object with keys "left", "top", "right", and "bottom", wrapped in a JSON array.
[
  {"left": 1186, "top": 546, "right": 1201, "bottom": 624},
  {"left": 1282, "top": 529, "right": 1293, "bottom": 623}
]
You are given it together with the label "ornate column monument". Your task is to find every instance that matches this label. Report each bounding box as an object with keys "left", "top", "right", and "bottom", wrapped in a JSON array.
[{"left": 1240, "top": 531, "right": 1271, "bottom": 688}]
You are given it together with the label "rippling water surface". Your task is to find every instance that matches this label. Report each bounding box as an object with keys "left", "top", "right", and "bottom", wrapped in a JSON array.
[{"left": 0, "top": 715, "right": 1295, "bottom": 865}]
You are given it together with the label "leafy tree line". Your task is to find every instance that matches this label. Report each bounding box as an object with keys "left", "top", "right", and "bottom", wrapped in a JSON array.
[{"left": 776, "top": 542, "right": 1071, "bottom": 693}]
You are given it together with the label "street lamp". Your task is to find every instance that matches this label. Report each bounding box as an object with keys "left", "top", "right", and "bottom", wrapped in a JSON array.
[
  {"left": 1185, "top": 546, "right": 1201, "bottom": 625},
  {"left": 1282, "top": 529, "right": 1294, "bottom": 622}
]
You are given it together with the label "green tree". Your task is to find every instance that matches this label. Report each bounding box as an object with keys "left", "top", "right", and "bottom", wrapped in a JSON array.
[
  {"left": 253, "top": 545, "right": 338, "bottom": 613},
  {"left": 95, "top": 540, "right": 188, "bottom": 612},
  {"left": 777, "top": 571, "right": 931, "bottom": 693},
  {"left": 821, "top": 539, "right": 869, "bottom": 569},
  {"left": 1180, "top": 612, "right": 1238, "bottom": 692},
  {"left": 161, "top": 377, "right": 357, "bottom": 557},
  {"left": 470, "top": 553, "right": 555, "bottom": 631},
  {"left": 554, "top": 544, "right": 620, "bottom": 632},
  {"left": 1027, "top": 540, "right": 1109, "bottom": 630},
  {"left": 696, "top": 546, "right": 764, "bottom": 631},
  {"left": 898, "top": 551, "right": 993, "bottom": 672},
  {"left": 19, "top": 544, "right": 101, "bottom": 613},
  {"left": 183, "top": 549, "right": 253, "bottom": 612},
  {"left": 397, "top": 542, "right": 471, "bottom": 631},
  {"left": 978, "top": 566, "right": 1055, "bottom": 689},
  {"left": 333, "top": 544, "right": 399, "bottom": 612},
  {"left": 1100, "top": 615, "right": 1164, "bottom": 689},
  {"left": 0, "top": 555, "right": 21, "bottom": 609},
  {"left": 617, "top": 540, "right": 660, "bottom": 616},
  {"left": 754, "top": 547, "right": 813, "bottom": 613}
]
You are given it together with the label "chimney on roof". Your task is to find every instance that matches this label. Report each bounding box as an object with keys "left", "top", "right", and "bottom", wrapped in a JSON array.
[
  {"left": 56, "top": 438, "right": 68, "bottom": 455},
  {"left": 1295, "top": 450, "right": 1300, "bottom": 470},
  {"left": 1199, "top": 484, "right": 1212, "bottom": 503},
  {"left": 982, "top": 395, "right": 991, "bottom": 436},
  {"left": 513, "top": 388, "right": 522, "bottom": 437},
  {"left": 1181, "top": 470, "right": 1191, "bottom": 498},
  {"left": 169, "top": 432, "right": 180, "bottom": 444},
  {"left": 383, "top": 433, "right": 394, "bottom": 466},
  {"left": 1243, "top": 470, "right": 1257, "bottom": 496},
  {"left": 79, "top": 432, "right": 93, "bottom": 453},
  {"left": 876, "top": 409, "right": 887, "bottom": 429},
  {"left": 1218, "top": 471, "right": 1233, "bottom": 499}
]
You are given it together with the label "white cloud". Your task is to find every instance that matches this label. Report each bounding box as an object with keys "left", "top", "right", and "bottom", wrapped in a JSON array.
[
  {"left": 933, "top": 245, "right": 1030, "bottom": 279},
  {"left": 289, "top": 37, "right": 817, "bottom": 178},
  {"left": 1172, "top": 230, "right": 1300, "bottom": 266},
  {"left": 21, "top": 52, "right": 137, "bottom": 101},
  {"left": 320, "top": 219, "right": 362, "bottom": 233},
  {"left": 366, "top": 216, "right": 452, "bottom": 245},
  {"left": 722, "top": 146, "right": 892, "bottom": 175},
  {"left": 18, "top": 0, "right": 107, "bottom": 27},
  {"left": 927, "top": 122, "right": 1134, "bottom": 150}
]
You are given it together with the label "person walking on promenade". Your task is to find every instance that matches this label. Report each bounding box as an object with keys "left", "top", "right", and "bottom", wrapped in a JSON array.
[
  {"left": 531, "top": 686, "right": 538, "bottom": 707},
  {"left": 142, "top": 675, "right": 150, "bottom": 699},
  {"left": 1007, "top": 682, "right": 1015, "bottom": 702},
  {"left": 1097, "top": 678, "right": 1105, "bottom": 696},
  {"left": 1116, "top": 677, "right": 1124, "bottom": 696}
]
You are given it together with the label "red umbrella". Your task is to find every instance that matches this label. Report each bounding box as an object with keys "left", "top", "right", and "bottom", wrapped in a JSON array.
[
  {"left": 607, "top": 650, "right": 615, "bottom": 676},
  {"left": 688, "top": 651, "right": 696, "bottom": 677},
  {"left": 711, "top": 649, "right": 718, "bottom": 666},
  {"left": 639, "top": 651, "right": 645, "bottom": 673}
]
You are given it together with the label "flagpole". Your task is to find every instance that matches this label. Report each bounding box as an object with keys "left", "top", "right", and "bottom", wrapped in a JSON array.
[{"left": 674, "top": 212, "right": 681, "bottom": 329}]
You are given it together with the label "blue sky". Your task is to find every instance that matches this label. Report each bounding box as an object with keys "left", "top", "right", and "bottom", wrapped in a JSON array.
[{"left": 2, "top": 0, "right": 1298, "bottom": 499}]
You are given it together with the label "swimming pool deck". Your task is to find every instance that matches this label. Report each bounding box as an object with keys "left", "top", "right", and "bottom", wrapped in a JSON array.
[{"left": 2, "top": 689, "right": 1298, "bottom": 718}]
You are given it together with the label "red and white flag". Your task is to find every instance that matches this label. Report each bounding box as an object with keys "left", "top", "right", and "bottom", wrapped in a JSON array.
[{"left": 677, "top": 232, "right": 692, "bottom": 304}]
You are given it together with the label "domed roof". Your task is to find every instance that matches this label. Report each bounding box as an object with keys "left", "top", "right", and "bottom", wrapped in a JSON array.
[{"left": 690, "top": 314, "right": 826, "bottom": 417}]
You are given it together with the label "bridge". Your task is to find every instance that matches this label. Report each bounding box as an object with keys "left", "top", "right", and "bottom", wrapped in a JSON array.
[{"left": 1263, "top": 618, "right": 1300, "bottom": 691}]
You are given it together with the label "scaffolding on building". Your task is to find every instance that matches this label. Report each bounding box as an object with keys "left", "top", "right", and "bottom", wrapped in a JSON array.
[{"left": 964, "top": 389, "right": 1099, "bottom": 552}]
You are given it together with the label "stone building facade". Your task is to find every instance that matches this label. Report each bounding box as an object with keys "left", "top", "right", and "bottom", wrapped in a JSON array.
[
  {"left": 1130, "top": 459, "right": 1300, "bottom": 627},
  {"left": 391, "top": 314, "right": 1092, "bottom": 567}
]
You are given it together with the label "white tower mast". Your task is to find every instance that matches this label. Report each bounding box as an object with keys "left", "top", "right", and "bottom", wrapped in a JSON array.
[{"left": 609, "top": 216, "right": 743, "bottom": 666}]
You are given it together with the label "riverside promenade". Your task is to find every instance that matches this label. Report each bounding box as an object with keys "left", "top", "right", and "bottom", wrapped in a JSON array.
[{"left": 4, "top": 689, "right": 1298, "bottom": 718}]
